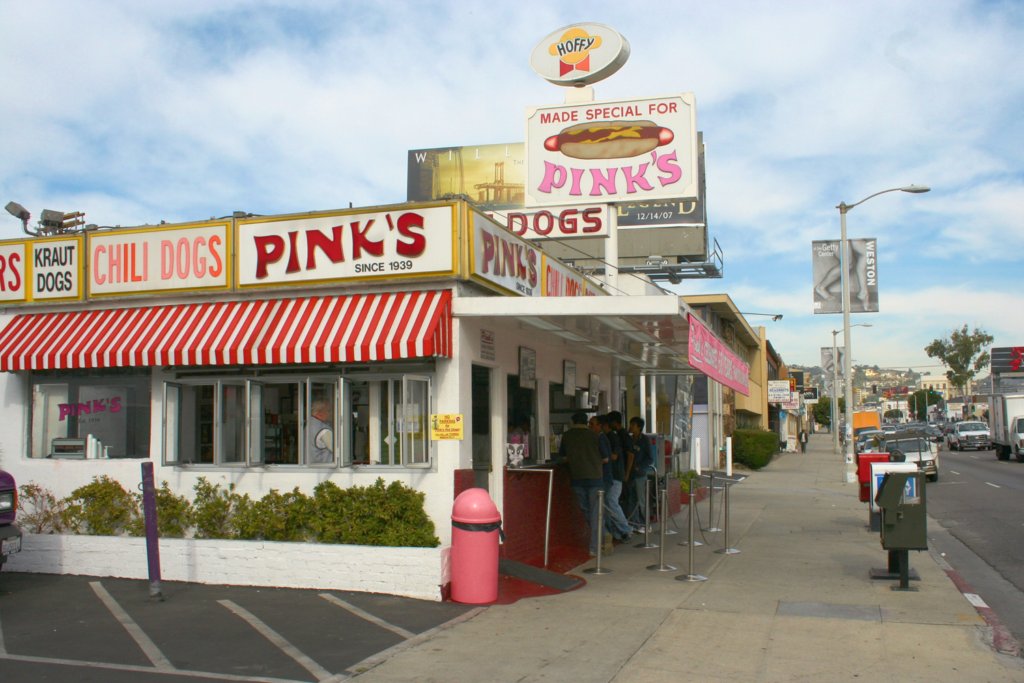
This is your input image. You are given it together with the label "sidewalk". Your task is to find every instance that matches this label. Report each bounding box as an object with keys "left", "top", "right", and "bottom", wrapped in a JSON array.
[{"left": 357, "top": 434, "right": 1024, "bottom": 682}]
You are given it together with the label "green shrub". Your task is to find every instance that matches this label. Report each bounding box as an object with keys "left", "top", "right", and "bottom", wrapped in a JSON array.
[
  {"left": 17, "top": 483, "right": 67, "bottom": 534},
  {"left": 313, "top": 478, "right": 439, "bottom": 548},
  {"left": 677, "top": 469, "right": 701, "bottom": 493},
  {"left": 192, "top": 477, "right": 240, "bottom": 540},
  {"left": 732, "top": 429, "right": 778, "bottom": 470},
  {"left": 127, "top": 482, "right": 194, "bottom": 538},
  {"left": 232, "top": 488, "right": 315, "bottom": 542},
  {"left": 61, "top": 476, "right": 138, "bottom": 535}
]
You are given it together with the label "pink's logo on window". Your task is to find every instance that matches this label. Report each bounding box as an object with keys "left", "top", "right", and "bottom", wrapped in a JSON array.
[{"left": 58, "top": 398, "right": 122, "bottom": 421}]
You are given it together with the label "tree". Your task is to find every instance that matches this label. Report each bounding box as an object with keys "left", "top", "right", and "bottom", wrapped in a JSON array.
[
  {"left": 925, "top": 325, "right": 994, "bottom": 397},
  {"left": 884, "top": 409, "right": 904, "bottom": 419},
  {"left": 908, "top": 389, "right": 942, "bottom": 420},
  {"left": 812, "top": 396, "right": 845, "bottom": 427}
]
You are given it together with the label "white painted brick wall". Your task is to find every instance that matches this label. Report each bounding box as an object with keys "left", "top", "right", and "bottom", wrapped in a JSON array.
[{"left": 6, "top": 534, "right": 448, "bottom": 602}]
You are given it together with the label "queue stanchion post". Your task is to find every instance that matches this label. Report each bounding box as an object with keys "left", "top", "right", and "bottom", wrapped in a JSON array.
[
  {"left": 714, "top": 480, "right": 740, "bottom": 555},
  {"left": 647, "top": 481, "right": 676, "bottom": 572},
  {"left": 662, "top": 473, "right": 677, "bottom": 535},
  {"left": 703, "top": 471, "right": 722, "bottom": 533},
  {"left": 584, "top": 489, "right": 613, "bottom": 575},
  {"left": 635, "top": 476, "right": 658, "bottom": 549},
  {"left": 675, "top": 483, "right": 707, "bottom": 582},
  {"left": 678, "top": 479, "right": 703, "bottom": 547}
]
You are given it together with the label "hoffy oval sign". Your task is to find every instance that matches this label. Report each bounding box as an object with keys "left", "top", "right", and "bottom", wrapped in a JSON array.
[{"left": 529, "top": 23, "right": 630, "bottom": 87}]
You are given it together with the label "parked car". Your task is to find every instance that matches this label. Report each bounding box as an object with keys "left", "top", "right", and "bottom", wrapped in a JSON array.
[
  {"left": 0, "top": 469, "right": 22, "bottom": 571},
  {"left": 855, "top": 429, "right": 884, "bottom": 454},
  {"left": 884, "top": 431, "right": 940, "bottom": 482},
  {"left": 948, "top": 421, "right": 991, "bottom": 451}
]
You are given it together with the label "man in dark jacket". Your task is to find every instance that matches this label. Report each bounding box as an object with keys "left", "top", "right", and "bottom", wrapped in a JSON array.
[
  {"left": 559, "top": 410, "right": 604, "bottom": 556},
  {"left": 595, "top": 414, "right": 633, "bottom": 543}
]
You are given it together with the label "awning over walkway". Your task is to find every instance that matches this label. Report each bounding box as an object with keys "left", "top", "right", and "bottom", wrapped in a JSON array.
[
  {"left": 452, "top": 295, "right": 749, "bottom": 395},
  {"left": 0, "top": 290, "right": 452, "bottom": 371}
]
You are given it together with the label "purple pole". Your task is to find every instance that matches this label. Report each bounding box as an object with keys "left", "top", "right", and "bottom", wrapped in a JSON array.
[{"left": 141, "top": 462, "right": 163, "bottom": 601}]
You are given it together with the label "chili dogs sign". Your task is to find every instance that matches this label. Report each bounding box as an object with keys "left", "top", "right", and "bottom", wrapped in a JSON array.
[
  {"left": 90, "top": 222, "right": 230, "bottom": 296},
  {"left": 238, "top": 206, "right": 456, "bottom": 288},
  {"left": 525, "top": 94, "right": 698, "bottom": 208}
]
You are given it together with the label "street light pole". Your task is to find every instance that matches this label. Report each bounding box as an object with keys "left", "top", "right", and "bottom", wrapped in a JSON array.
[
  {"left": 832, "top": 330, "right": 840, "bottom": 455},
  {"left": 836, "top": 184, "right": 929, "bottom": 482}
]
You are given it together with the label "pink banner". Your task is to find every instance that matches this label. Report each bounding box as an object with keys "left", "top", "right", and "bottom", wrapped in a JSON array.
[{"left": 687, "top": 313, "right": 750, "bottom": 396}]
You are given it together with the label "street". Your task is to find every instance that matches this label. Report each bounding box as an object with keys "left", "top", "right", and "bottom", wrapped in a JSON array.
[{"left": 927, "top": 441, "right": 1024, "bottom": 645}]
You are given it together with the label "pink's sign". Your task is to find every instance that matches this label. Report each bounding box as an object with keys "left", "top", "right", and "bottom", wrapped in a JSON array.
[{"left": 687, "top": 313, "right": 750, "bottom": 396}]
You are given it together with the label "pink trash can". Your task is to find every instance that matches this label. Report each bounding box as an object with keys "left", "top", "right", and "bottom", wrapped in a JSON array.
[{"left": 450, "top": 488, "right": 503, "bottom": 604}]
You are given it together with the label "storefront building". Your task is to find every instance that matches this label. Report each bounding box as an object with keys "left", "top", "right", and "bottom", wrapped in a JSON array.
[{"left": 0, "top": 199, "right": 749, "bottom": 592}]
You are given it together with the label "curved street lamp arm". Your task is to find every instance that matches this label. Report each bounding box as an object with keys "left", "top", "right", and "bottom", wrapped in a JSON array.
[{"left": 837, "top": 187, "right": 903, "bottom": 213}]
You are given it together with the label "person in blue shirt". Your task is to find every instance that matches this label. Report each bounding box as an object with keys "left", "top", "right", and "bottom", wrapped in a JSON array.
[
  {"left": 592, "top": 414, "right": 633, "bottom": 544},
  {"left": 627, "top": 416, "right": 655, "bottom": 527}
]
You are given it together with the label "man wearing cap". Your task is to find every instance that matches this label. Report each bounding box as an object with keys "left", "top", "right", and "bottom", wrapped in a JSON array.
[{"left": 559, "top": 410, "right": 605, "bottom": 556}]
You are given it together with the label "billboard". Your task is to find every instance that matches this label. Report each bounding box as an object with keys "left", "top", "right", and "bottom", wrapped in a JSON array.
[
  {"left": 990, "top": 346, "right": 1024, "bottom": 376},
  {"left": 803, "top": 388, "right": 819, "bottom": 404},
  {"left": 812, "top": 239, "right": 878, "bottom": 314},
  {"left": 407, "top": 143, "right": 525, "bottom": 212},
  {"left": 819, "top": 348, "right": 843, "bottom": 385},
  {"left": 617, "top": 132, "right": 705, "bottom": 228},
  {"left": 524, "top": 94, "right": 698, "bottom": 207}
]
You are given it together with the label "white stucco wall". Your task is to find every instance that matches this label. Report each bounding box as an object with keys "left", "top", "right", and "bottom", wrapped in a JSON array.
[{"left": 6, "top": 534, "right": 449, "bottom": 601}]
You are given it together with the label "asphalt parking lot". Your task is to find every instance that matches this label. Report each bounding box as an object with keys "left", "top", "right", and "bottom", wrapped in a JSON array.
[{"left": 0, "top": 572, "right": 479, "bottom": 682}]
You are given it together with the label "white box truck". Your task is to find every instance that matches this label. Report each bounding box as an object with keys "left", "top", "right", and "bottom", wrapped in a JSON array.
[{"left": 989, "top": 394, "right": 1024, "bottom": 462}]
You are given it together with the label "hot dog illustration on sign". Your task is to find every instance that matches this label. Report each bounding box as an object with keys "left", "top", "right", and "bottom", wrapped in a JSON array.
[{"left": 544, "top": 121, "right": 674, "bottom": 160}]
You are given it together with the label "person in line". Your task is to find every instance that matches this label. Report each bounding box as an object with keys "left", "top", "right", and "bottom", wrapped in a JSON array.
[
  {"left": 558, "top": 411, "right": 605, "bottom": 556},
  {"left": 798, "top": 428, "right": 808, "bottom": 453},
  {"left": 606, "top": 411, "right": 634, "bottom": 517},
  {"left": 627, "top": 416, "right": 655, "bottom": 528},
  {"left": 308, "top": 397, "right": 335, "bottom": 463},
  {"left": 591, "top": 414, "right": 633, "bottom": 547}
]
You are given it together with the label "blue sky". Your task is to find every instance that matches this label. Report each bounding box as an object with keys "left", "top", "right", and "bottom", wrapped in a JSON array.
[{"left": 1, "top": 1, "right": 1021, "bottom": 374}]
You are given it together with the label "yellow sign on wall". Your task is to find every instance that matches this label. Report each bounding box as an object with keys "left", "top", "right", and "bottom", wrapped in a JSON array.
[{"left": 430, "top": 414, "right": 464, "bottom": 440}]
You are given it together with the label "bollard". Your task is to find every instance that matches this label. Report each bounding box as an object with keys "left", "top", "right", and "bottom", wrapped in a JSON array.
[
  {"left": 140, "top": 462, "right": 163, "bottom": 601},
  {"left": 584, "top": 490, "right": 613, "bottom": 575},
  {"left": 675, "top": 485, "right": 707, "bottom": 582},
  {"left": 647, "top": 481, "right": 677, "bottom": 572},
  {"left": 661, "top": 483, "right": 677, "bottom": 535},
  {"left": 635, "top": 477, "right": 658, "bottom": 549},
  {"left": 714, "top": 480, "right": 740, "bottom": 555},
  {"left": 703, "top": 472, "right": 722, "bottom": 533}
]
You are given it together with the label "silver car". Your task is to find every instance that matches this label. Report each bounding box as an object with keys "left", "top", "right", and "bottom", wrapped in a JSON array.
[{"left": 884, "top": 433, "right": 940, "bottom": 482}]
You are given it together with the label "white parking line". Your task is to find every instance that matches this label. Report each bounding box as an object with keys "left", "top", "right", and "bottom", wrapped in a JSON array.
[
  {"left": 320, "top": 593, "right": 415, "bottom": 639},
  {"left": 0, "top": 652, "right": 310, "bottom": 682},
  {"left": 89, "top": 582, "right": 174, "bottom": 671},
  {"left": 950, "top": 471, "right": 960, "bottom": 475},
  {"left": 0, "top": 613, "right": 6, "bottom": 656},
  {"left": 219, "top": 600, "right": 333, "bottom": 682},
  {"left": 986, "top": 482, "right": 1001, "bottom": 488}
]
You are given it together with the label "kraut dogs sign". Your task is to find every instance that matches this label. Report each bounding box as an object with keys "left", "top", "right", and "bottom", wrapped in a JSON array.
[{"left": 525, "top": 94, "right": 698, "bottom": 208}]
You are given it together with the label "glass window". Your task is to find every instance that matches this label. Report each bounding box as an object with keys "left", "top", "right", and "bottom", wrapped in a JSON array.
[
  {"left": 162, "top": 373, "right": 428, "bottom": 468},
  {"left": 221, "top": 383, "right": 246, "bottom": 464},
  {"left": 31, "top": 371, "right": 151, "bottom": 459}
]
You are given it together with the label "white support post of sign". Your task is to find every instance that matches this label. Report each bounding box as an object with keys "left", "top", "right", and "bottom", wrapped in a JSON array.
[
  {"left": 649, "top": 375, "right": 657, "bottom": 434},
  {"left": 639, "top": 374, "right": 646, "bottom": 423},
  {"left": 694, "top": 437, "right": 702, "bottom": 476},
  {"left": 726, "top": 436, "right": 733, "bottom": 477},
  {"left": 605, "top": 207, "right": 619, "bottom": 295}
]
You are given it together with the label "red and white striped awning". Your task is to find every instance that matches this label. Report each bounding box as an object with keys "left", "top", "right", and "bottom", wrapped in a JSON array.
[{"left": 0, "top": 290, "right": 452, "bottom": 371}]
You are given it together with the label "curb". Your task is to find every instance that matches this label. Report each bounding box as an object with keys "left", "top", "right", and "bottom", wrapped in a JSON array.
[{"left": 930, "top": 548, "right": 1022, "bottom": 657}]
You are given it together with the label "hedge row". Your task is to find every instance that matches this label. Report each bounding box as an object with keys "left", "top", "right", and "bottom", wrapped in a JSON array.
[
  {"left": 18, "top": 476, "right": 439, "bottom": 548},
  {"left": 732, "top": 429, "right": 778, "bottom": 470}
]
